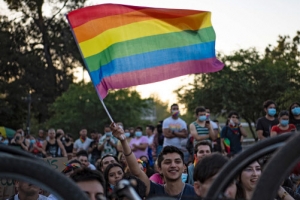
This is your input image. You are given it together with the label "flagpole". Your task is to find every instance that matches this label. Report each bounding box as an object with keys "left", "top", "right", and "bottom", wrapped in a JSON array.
[
  {"left": 66, "top": 15, "right": 114, "bottom": 123},
  {"left": 99, "top": 97, "right": 114, "bottom": 123}
]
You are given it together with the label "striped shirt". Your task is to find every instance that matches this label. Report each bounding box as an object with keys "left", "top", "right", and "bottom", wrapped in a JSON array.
[{"left": 193, "top": 121, "right": 209, "bottom": 146}]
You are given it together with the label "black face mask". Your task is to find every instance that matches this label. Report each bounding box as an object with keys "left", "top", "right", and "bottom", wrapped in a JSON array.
[{"left": 65, "top": 138, "right": 70, "bottom": 142}]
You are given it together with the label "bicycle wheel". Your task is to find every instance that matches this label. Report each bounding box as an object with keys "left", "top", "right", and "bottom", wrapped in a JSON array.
[
  {"left": 252, "top": 133, "right": 300, "bottom": 200},
  {"left": 205, "top": 132, "right": 293, "bottom": 199},
  {"left": 0, "top": 153, "right": 89, "bottom": 200},
  {"left": 0, "top": 145, "right": 36, "bottom": 158}
]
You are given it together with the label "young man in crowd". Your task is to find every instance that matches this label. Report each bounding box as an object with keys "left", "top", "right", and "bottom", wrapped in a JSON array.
[
  {"left": 88, "top": 129, "right": 102, "bottom": 165},
  {"left": 8, "top": 180, "right": 48, "bottom": 200},
  {"left": 76, "top": 150, "right": 96, "bottom": 170},
  {"left": 98, "top": 125, "right": 118, "bottom": 157},
  {"left": 110, "top": 123, "right": 197, "bottom": 200},
  {"left": 187, "top": 141, "right": 212, "bottom": 185},
  {"left": 163, "top": 104, "right": 188, "bottom": 148},
  {"left": 256, "top": 100, "right": 279, "bottom": 140},
  {"left": 146, "top": 124, "right": 155, "bottom": 166},
  {"left": 193, "top": 153, "right": 237, "bottom": 199},
  {"left": 97, "top": 154, "right": 119, "bottom": 172},
  {"left": 73, "top": 128, "right": 93, "bottom": 156},
  {"left": 189, "top": 106, "right": 216, "bottom": 147},
  {"left": 70, "top": 168, "right": 106, "bottom": 200}
]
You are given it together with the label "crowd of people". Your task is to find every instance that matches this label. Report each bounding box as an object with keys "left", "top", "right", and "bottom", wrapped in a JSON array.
[{"left": 1, "top": 100, "right": 300, "bottom": 200}]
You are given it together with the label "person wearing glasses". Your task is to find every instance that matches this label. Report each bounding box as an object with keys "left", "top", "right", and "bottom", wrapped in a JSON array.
[{"left": 220, "top": 111, "right": 247, "bottom": 156}]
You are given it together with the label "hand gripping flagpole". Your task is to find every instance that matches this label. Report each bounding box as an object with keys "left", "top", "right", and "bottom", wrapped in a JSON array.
[{"left": 66, "top": 15, "right": 114, "bottom": 123}]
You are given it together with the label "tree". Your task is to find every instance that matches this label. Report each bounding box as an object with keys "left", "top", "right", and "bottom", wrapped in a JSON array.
[
  {"left": 0, "top": 0, "right": 86, "bottom": 129},
  {"left": 175, "top": 32, "right": 300, "bottom": 139},
  {"left": 44, "top": 82, "right": 153, "bottom": 136}
]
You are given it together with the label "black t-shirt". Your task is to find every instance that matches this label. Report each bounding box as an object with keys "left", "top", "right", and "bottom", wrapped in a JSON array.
[
  {"left": 89, "top": 140, "right": 101, "bottom": 158},
  {"left": 148, "top": 182, "right": 197, "bottom": 200},
  {"left": 63, "top": 143, "right": 73, "bottom": 153},
  {"left": 46, "top": 140, "right": 59, "bottom": 157},
  {"left": 256, "top": 116, "right": 279, "bottom": 138},
  {"left": 221, "top": 126, "right": 242, "bottom": 154},
  {"left": 290, "top": 118, "right": 300, "bottom": 131}
]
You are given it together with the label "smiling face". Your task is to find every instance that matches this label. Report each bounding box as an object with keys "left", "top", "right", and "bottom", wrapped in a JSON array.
[
  {"left": 241, "top": 161, "right": 261, "bottom": 191},
  {"left": 158, "top": 153, "right": 184, "bottom": 182},
  {"left": 196, "top": 145, "right": 212, "bottom": 161},
  {"left": 108, "top": 166, "right": 124, "bottom": 186}
]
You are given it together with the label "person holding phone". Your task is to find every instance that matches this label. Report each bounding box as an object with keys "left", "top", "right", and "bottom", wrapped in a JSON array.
[
  {"left": 9, "top": 130, "right": 30, "bottom": 151},
  {"left": 189, "top": 106, "right": 216, "bottom": 147}
]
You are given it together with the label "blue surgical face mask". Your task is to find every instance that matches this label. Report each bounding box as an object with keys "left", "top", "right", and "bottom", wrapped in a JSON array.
[
  {"left": 106, "top": 132, "right": 112, "bottom": 137},
  {"left": 292, "top": 107, "right": 300, "bottom": 116},
  {"left": 125, "top": 132, "right": 130, "bottom": 138},
  {"left": 181, "top": 173, "right": 188, "bottom": 183},
  {"left": 198, "top": 116, "right": 207, "bottom": 121},
  {"left": 135, "top": 131, "right": 142, "bottom": 137},
  {"left": 280, "top": 119, "right": 289, "bottom": 126},
  {"left": 268, "top": 108, "right": 276, "bottom": 116}
]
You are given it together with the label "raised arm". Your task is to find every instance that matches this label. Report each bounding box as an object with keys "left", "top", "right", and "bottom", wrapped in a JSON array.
[{"left": 110, "top": 123, "right": 151, "bottom": 195}]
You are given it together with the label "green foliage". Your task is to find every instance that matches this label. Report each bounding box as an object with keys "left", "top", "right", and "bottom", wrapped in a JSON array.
[
  {"left": 0, "top": 0, "right": 86, "bottom": 129},
  {"left": 45, "top": 82, "right": 156, "bottom": 135},
  {"left": 176, "top": 32, "right": 300, "bottom": 139}
]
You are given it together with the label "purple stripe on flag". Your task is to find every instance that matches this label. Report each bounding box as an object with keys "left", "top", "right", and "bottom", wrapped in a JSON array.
[{"left": 95, "top": 58, "right": 223, "bottom": 98}]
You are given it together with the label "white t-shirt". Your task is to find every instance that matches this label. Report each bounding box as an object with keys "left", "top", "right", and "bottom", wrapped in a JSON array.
[
  {"left": 47, "top": 194, "right": 58, "bottom": 200},
  {"left": 88, "top": 163, "right": 96, "bottom": 170},
  {"left": 148, "top": 134, "right": 155, "bottom": 146},
  {"left": 210, "top": 120, "right": 218, "bottom": 130},
  {"left": 162, "top": 117, "right": 187, "bottom": 147},
  {"left": 73, "top": 137, "right": 93, "bottom": 152}
]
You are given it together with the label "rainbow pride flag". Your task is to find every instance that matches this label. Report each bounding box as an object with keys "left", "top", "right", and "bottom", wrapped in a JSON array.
[{"left": 67, "top": 4, "right": 224, "bottom": 98}]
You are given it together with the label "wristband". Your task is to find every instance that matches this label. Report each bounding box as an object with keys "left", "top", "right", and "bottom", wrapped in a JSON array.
[{"left": 124, "top": 150, "right": 132, "bottom": 157}]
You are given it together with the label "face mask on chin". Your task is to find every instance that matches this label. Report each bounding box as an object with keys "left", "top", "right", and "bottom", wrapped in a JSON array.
[{"left": 181, "top": 173, "right": 188, "bottom": 183}]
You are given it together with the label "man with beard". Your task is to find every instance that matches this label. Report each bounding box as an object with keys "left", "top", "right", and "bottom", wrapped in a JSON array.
[{"left": 8, "top": 180, "right": 48, "bottom": 200}]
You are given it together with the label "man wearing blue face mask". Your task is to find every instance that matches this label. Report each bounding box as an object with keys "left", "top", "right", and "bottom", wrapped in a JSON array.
[
  {"left": 190, "top": 106, "right": 216, "bottom": 147},
  {"left": 256, "top": 100, "right": 279, "bottom": 140},
  {"left": 129, "top": 126, "right": 149, "bottom": 159},
  {"left": 98, "top": 125, "right": 118, "bottom": 157}
]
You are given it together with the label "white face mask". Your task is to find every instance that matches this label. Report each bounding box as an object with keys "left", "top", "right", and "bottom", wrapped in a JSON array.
[{"left": 229, "top": 119, "right": 235, "bottom": 126}]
